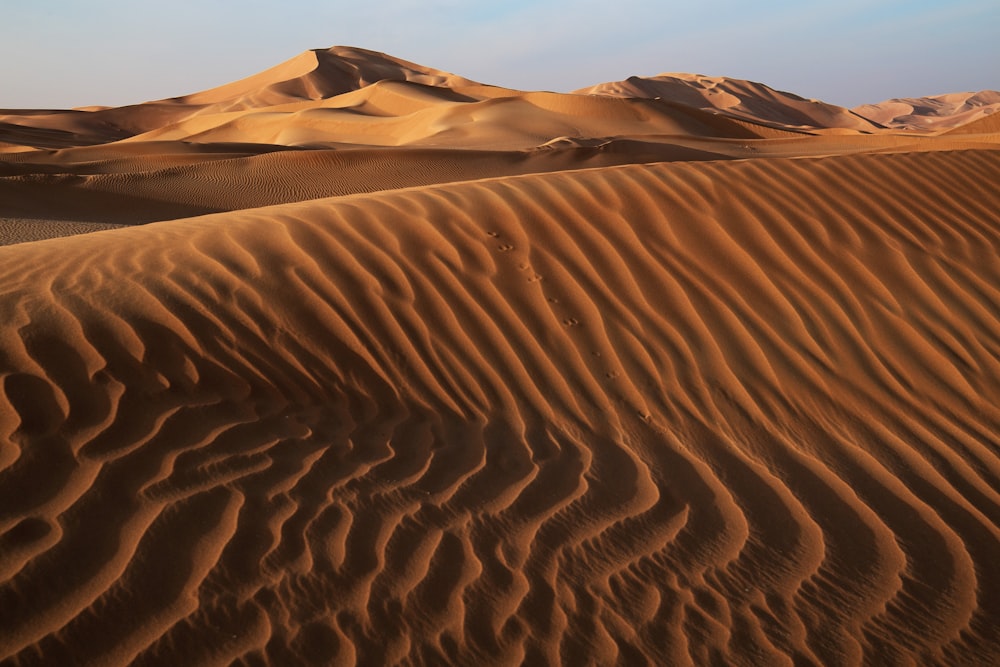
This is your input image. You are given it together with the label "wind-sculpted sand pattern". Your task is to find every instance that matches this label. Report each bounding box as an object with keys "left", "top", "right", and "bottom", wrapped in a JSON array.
[{"left": 1, "top": 150, "right": 999, "bottom": 665}]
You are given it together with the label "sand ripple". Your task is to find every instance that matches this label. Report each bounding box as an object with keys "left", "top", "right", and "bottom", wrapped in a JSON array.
[{"left": 1, "top": 150, "right": 999, "bottom": 665}]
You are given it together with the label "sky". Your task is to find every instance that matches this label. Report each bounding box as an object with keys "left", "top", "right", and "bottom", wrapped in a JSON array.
[{"left": 1, "top": 0, "right": 998, "bottom": 110}]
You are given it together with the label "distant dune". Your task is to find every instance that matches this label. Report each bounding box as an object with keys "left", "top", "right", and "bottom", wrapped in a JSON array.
[
  {"left": 576, "top": 73, "right": 883, "bottom": 133},
  {"left": 1, "top": 46, "right": 998, "bottom": 666},
  {"left": 854, "top": 90, "right": 1000, "bottom": 131}
]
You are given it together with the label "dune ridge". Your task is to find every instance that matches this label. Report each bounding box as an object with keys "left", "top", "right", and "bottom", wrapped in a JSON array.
[
  {"left": 854, "top": 90, "right": 1000, "bottom": 132},
  {"left": 0, "top": 46, "right": 486, "bottom": 151},
  {"left": 575, "top": 73, "right": 883, "bottom": 133},
  {"left": 1, "top": 148, "right": 999, "bottom": 665}
]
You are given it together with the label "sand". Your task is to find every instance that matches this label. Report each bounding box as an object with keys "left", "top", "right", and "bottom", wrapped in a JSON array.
[
  {"left": 854, "top": 90, "right": 1000, "bottom": 131},
  {"left": 1, "top": 46, "right": 999, "bottom": 666}
]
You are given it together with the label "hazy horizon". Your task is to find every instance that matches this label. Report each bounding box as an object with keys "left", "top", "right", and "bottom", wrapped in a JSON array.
[{"left": 2, "top": 0, "right": 998, "bottom": 110}]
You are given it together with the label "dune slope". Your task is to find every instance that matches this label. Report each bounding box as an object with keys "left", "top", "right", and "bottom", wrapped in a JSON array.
[{"left": 1, "top": 149, "right": 999, "bottom": 665}]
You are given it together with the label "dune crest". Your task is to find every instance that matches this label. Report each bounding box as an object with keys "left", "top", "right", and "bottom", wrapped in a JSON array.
[{"left": 1, "top": 45, "right": 999, "bottom": 666}]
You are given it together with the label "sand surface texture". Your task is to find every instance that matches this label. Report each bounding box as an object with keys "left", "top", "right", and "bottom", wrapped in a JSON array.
[{"left": 1, "top": 46, "right": 999, "bottom": 666}]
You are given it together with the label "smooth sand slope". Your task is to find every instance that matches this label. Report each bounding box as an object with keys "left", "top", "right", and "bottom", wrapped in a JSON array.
[{"left": 1, "top": 46, "right": 999, "bottom": 666}]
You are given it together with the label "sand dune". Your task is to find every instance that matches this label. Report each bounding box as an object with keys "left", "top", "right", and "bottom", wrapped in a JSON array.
[
  {"left": 1, "top": 46, "right": 1000, "bottom": 666},
  {"left": 2, "top": 149, "right": 1000, "bottom": 665},
  {"left": 0, "top": 46, "right": 486, "bottom": 151},
  {"left": 179, "top": 46, "right": 488, "bottom": 112},
  {"left": 854, "top": 90, "right": 1000, "bottom": 131},
  {"left": 4, "top": 131, "right": 993, "bottom": 231},
  {"left": 576, "top": 73, "right": 883, "bottom": 133},
  {"left": 0, "top": 145, "right": 732, "bottom": 229},
  {"left": 122, "top": 84, "right": 772, "bottom": 149}
]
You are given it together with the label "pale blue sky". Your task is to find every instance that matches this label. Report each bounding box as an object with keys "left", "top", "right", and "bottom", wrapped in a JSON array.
[{"left": 1, "top": 0, "right": 997, "bottom": 109}]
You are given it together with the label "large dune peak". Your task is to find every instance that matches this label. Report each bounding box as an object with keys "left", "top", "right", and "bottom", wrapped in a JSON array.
[{"left": 178, "top": 45, "right": 481, "bottom": 112}]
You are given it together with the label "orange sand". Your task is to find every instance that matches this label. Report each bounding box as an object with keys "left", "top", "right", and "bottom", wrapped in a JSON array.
[{"left": 1, "top": 46, "right": 998, "bottom": 666}]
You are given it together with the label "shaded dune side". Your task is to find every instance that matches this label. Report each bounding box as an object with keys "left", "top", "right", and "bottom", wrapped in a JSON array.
[
  {"left": 0, "top": 218, "right": 127, "bottom": 246},
  {"left": 0, "top": 120, "right": 121, "bottom": 152},
  {"left": 1, "top": 151, "right": 999, "bottom": 665},
  {"left": 0, "top": 143, "right": 733, "bottom": 227},
  {"left": 0, "top": 141, "right": 295, "bottom": 175}
]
